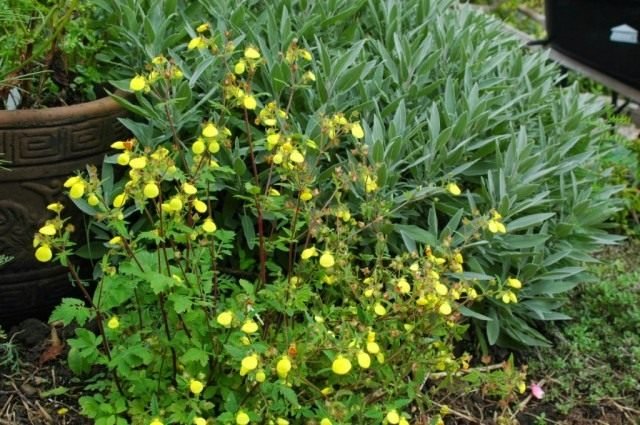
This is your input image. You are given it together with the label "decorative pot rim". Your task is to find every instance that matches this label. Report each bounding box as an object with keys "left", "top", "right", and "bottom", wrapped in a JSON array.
[{"left": 0, "top": 90, "right": 129, "bottom": 128}]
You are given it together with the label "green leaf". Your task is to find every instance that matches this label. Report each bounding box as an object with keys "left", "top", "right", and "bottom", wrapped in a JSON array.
[
  {"left": 49, "top": 298, "right": 91, "bottom": 327},
  {"left": 458, "top": 305, "right": 493, "bottom": 321}
]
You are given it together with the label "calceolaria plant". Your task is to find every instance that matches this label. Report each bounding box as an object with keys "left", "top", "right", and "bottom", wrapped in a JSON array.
[{"left": 37, "top": 20, "right": 525, "bottom": 425}]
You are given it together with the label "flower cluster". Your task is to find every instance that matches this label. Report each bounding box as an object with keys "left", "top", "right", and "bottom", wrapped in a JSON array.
[{"left": 37, "top": 32, "right": 527, "bottom": 425}]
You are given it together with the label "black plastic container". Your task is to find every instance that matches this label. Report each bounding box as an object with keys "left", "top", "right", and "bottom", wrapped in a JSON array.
[{"left": 545, "top": 0, "right": 640, "bottom": 89}]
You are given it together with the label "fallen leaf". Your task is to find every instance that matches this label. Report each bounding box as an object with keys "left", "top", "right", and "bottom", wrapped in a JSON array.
[{"left": 39, "top": 326, "right": 64, "bottom": 365}]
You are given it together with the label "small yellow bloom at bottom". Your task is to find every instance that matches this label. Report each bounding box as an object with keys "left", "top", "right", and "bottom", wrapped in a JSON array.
[
  {"left": 194, "top": 418, "right": 206, "bottom": 425},
  {"left": 35, "top": 245, "right": 53, "bottom": 262},
  {"left": 507, "top": 277, "right": 522, "bottom": 289},
  {"left": 236, "top": 411, "right": 250, "bottom": 425},
  {"left": 276, "top": 419, "right": 289, "bottom": 425},
  {"left": 373, "top": 302, "right": 387, "bottom": 316},
  {"left": 439, "top": 302, "right": 452, "bottom": 315},
  {"left": 243, "top": 95, "right": 257, "bottom": 110},
  {"left": 320, "top": 418, "right": 332, "bottom": 425},
  {"left": 357, "top": 350, "right": 371, "bottom": 369},
  {"left": 150, "top": 418, "right": 164, "bottom": 425},
  {"left": 129, "top": 75, "right": 146, "bottom": 92},
  {"left": 276, "top": 356, "right": 292, "bottom": 378},
  {"left": 192, "top": 139, "right": 206, "bottom": 155},
  {"left": 143, "top": 182, "right": 160, "bottom": 199},
  {"left": 69, "top": 182, "right": 85, "bottom": 199},
  {"left": 241, "top": 320, "right": 259, "bottom": 334},
  {"left": 300, "top": 188, "right": 313, "bottom": 201},
  {"left": 189, "top": 379, "right": 204, "bottom": 395},
  {"left": 399, "top": 418, "right": 409, "bottom": 425},
  {"left": 216, "top": 311, "right": 233, "bottom": 327},
  {"left": 331, "top": 355, "right": 352, "bottom": 375},
  {"left": 319, "top": 252, "right": 335, "bottom": 268},
  {"left": 107, "top": 316, "right": 120, "bottom": 330},
  {"left": 447, "top": 182, "right": 462, "bottom": 196},
  {"left": 241, "top": 354, "right": 259, "bottom": 372},
  {"left": 39, "top": 224, "right": 57, "bottom": 236},
  {"left": 202, "top": 218, "right": 217, "bottom": 233},
  {"left": 56, "top": 407, "right": 69, "bottom": 416},
  {"left": 113, "top": 193, "right": 127, "bottom": 208},
  {"left": 366, "top": 341, "right": 380, "bottom": 354},
  {"left": 386, "top": 410, "right": 400, "bottom": 424},
  {"left": 517, "top": 381, "right": 526, "bottom": 394}
]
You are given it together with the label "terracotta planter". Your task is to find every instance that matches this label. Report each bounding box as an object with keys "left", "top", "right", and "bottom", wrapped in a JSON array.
[{"left": 0, "top": 94, "right": 129, "bottom": 326}]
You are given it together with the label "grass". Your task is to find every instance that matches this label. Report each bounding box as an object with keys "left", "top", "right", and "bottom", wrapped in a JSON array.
[{"left": 526, "top": 241, "right": 640, "bottom": 422}]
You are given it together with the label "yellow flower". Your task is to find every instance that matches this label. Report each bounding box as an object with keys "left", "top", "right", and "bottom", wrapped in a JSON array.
[
  {"left": 289, "top": 149, "right": 304, "bottom": 164},
  {"left": 202, "top": 218, "right": 217, "bottom": 233},
  {"left": 487, "top": 219, "right": 507, "bottom": 234},
  {"left": 117, "top": 152, "right": 130, "bottom": 166},
  {"left": 46, "top": 202, "right": 64, "bottom": 213},
  {"left": 208, "top": 141, "right": 220, "bottom": 154},
  {"left": 302, "top": 70, "right": 316, "bottom": 83},
  {"left": 234, "top": 60, "right": 246, "bottom": 75},
  {"left": 143, "top": 182, "right": 160, "bottom": 199},
  {"left": 366, "top": 341, "right": 380, "bottom": 354},
  {"left": 35, "top": 245, "right": 53, "bottom": 262},
  {"left": 57, "top": 407, "right": 69, "bottom": 415},
  {"left": 241, "top": 354, "right": 259, "bottom": 372},
  {"left": 150, "top": 418, "right": 164, "bottom": 425},
  {"left": 320, "top": 387, "right": 333, "bottom": 396},
  {"left": 447, "top": 182, "right": 462, "bottom": 196},
  {"left": 276, "top": 356, "right": 292, "bottom": 378},
  {"left": 192, "top": 138, "right": 206, "bottom": 155},
  {"left": 517, "top": 381, "right": 526, "bottom": 394},
  {"left": 272, "top": 153, "right": 283, "bottom": 164},
  {"left": 193, "top": 199, "right": 208, "bottom": 213},
  {"left": 217, "top": 311, "right": 233, "bottom": 327},
  {"left": 38, "top": 224, "right": 57, "bottom": 236},
  {"left": 129, "top": 157, "right": 147, "bottom": 170},
  {"left": 435, "top": 282, "right": 448, "bottom": 296},
  {"left": 169, "top": 197, "right": 183, "bottom": 212},
  {"left": 373, "top": 302, "right": 387, "bottom": 316},
  {"left": 202, "top": 122, "right": 219, "bottom": 138},
  {"left": 396, "top": 277, "right": 411, "bottom": 294},
  {"left": 188, "top": 36, "right": 206, "bottom": 50},
  {"left": 87, "top": 194, "right": 100, "bottom": 206},
  {"left": 244, "top": 47, "right": 261, "bottom": 59},
  {"left": 331, "top": 355, "right": 352, "bottom": 375},
  {"left": 255, "top": 370, "right": 266, "bottom": 382},
  {"left": 301, "top": 246, "right": 318, "bottom": 260},
  {"left": 241, "top": 320, "right": 259, "bottom": 334},
  {"left": 386, "top": 410, "right": 400, "bottom": 424},
  {"left": 320, "top": 419, "right": 332, "bottom": 425},
  {"left": 439, "top": 302, "right": 452, "bottom": 315},
  {"left": 113, "top": 193, "right": 127, "bottom": 208},
  {"left": 507, "top": 277, "right": 522, "bottom": 289},
  {"left": 243, "top": 95, "right": 257, "bottom": 110},
  {"left": 108, "top": 236, "right": 123, "bottom": 246},
  {"left": 356, "top": 350, "right": 371, "bottom": 369},
  {"left": 182, "top": 182, "right": 198, "bottom": 195},
  {"left": 151, "top": 55, "right": 167, "bottom": 65},
  {"left": 351, "top": 122, "right": 364, "bottom": 139},
  {"left": 189, "top": 379, "right": 204, "bottom": 395},
  {"left": 69, "top": 182, "right": 85, "bottom": 199},
  {"left": 107, "top": 316, "right": 120, "bottom": 330},
  {"left": 364, "top": 175, "right": 378, "bottom": 193},
  {"left": 399, "top": 418, "right": 409, "bottom": 425},
  {"left": 129, "top": 75, "right": 146, "bottom": 92},
  {"left": 236, "top": 411, "right": 250, "bottom": 425},
  {"left": 300, "top": 188, "right": 313, "bottom": 201},
  {"left": 276, "top": 419, "right": 289, "bottom": 425},
  {"left": 319, "top": 252, "right": 335, "bottom": 268},
  {"left": 196, "top": 23, "right": 210, "bottom": 33}
]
